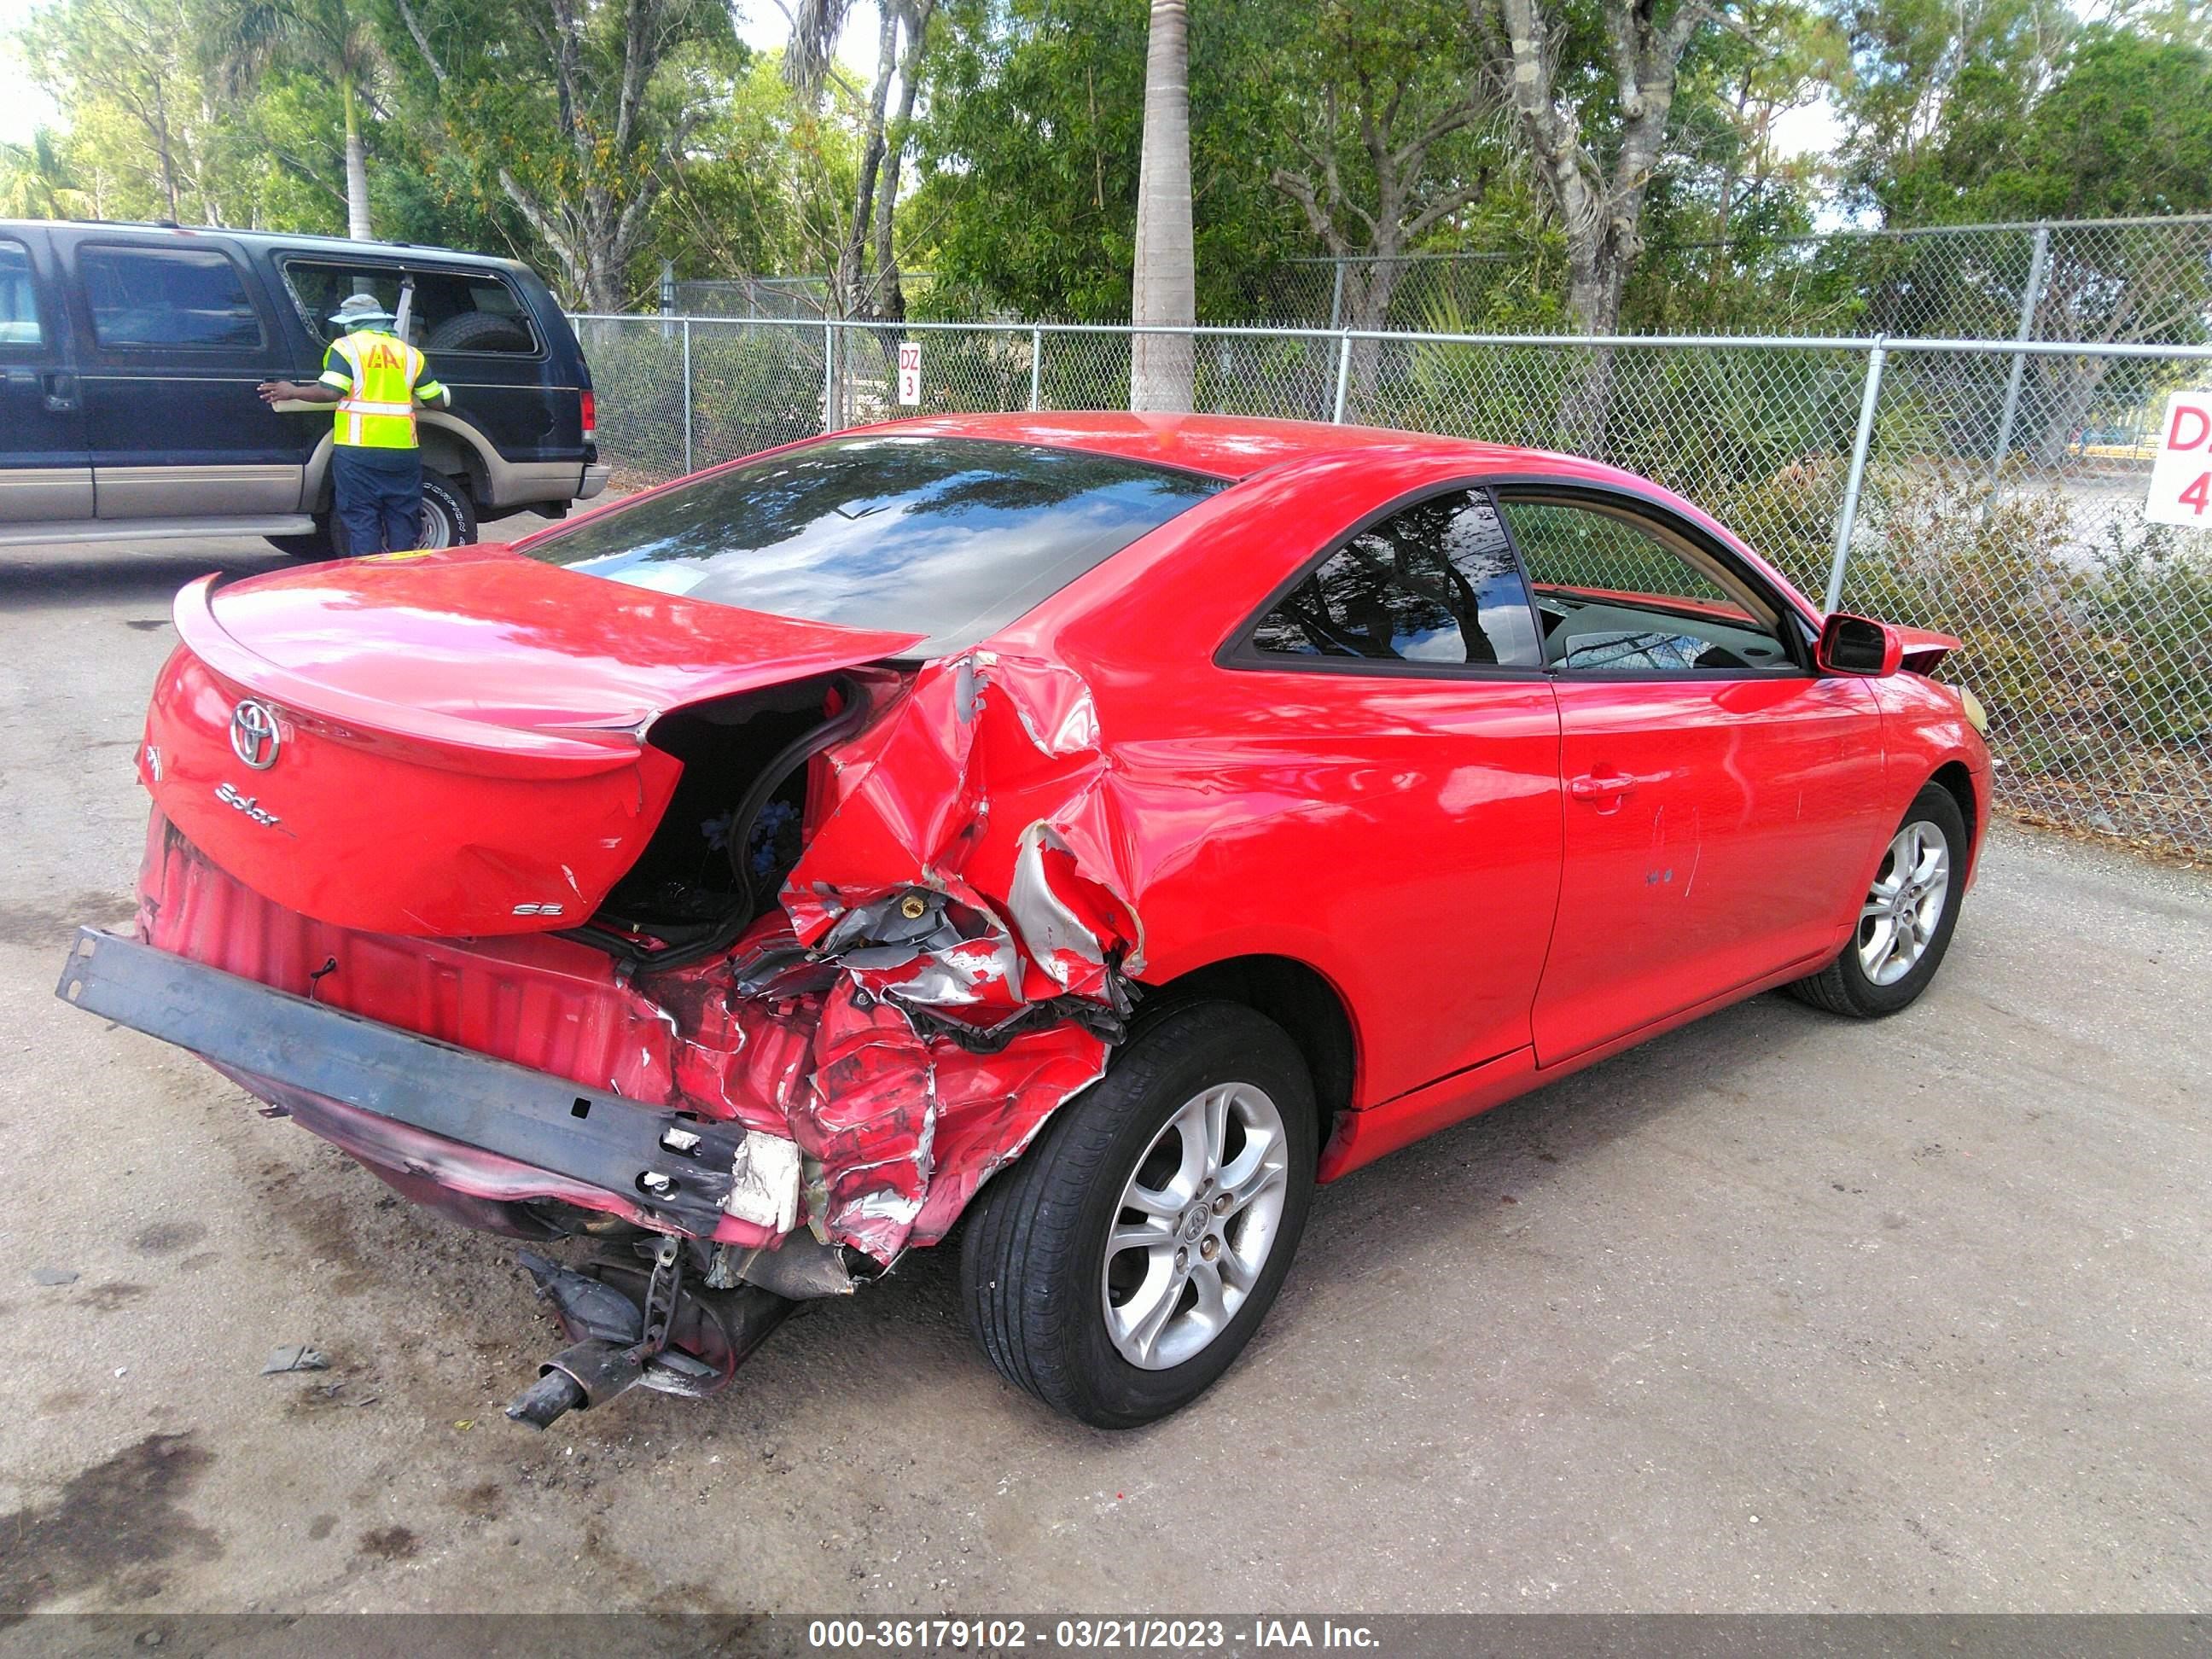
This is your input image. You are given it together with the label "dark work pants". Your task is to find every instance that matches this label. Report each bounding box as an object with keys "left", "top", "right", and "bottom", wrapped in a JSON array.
[{"left": 331, "top": 445, "right": 423, "bottom": 556}]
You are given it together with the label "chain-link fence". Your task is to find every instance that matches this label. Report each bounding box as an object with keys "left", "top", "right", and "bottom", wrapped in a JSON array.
[
  {"left": 568, "top": 311, "right": 2212, "bottom": 855},
  {"left": 1245, "top": 216, "right": 2212, "bottom": 341}
]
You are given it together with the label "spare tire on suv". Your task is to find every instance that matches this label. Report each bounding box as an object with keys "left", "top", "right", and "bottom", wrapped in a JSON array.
[{"left": 424, "top": 311, "right": 535, "bottom": 354}]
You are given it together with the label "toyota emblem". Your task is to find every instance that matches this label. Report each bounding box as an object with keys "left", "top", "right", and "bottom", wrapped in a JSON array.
[{"left": 230, "top": 700, "right": 282, "bottom": 770}]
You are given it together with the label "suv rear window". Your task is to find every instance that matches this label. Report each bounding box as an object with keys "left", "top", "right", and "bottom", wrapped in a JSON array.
[
  {"left": 521, "top": 435, "right": 1226, "bottom": 654},
  {"left": 282, "top": 259, "right": 539, "bottom": 355}
]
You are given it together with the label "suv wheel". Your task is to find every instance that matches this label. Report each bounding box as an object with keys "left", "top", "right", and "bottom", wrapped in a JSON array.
[
  {"left": 417, "top": 472, "right": 478, "bottom": 550},
  {"left": 269, "top": 473, "right": 480, "bottom": 559},
  {"left": 959, "top": 1002, "right": 1317, "bottom": 1428}
]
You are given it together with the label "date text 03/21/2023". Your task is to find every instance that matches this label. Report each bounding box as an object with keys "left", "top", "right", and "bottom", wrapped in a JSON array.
[{"left": 804, "top": 1619, "right": 1382, "bottom": 1651}]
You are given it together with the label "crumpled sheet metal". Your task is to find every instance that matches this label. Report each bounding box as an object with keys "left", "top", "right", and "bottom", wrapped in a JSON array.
[
  {"left": 754, "top": 649, "right": 1147, "bottom": 1260},
  {"left": 138, "top": 652, "right": 1147, "bottom": 1266}
]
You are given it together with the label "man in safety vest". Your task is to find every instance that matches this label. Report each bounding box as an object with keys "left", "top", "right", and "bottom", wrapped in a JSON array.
[{"left": 257, "top": 294, "right": 452, "bottom": 555}]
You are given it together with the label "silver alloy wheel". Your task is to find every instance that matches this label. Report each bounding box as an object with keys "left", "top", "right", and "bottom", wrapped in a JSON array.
[
  {"left": 1101, "top": 1081, "right": 1290, "bottom": 1371},
  {"left": 1858, "top": 819, "right": 1951, "bottom": 987}
]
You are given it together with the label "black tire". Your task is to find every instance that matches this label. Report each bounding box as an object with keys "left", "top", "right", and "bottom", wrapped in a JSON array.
[
  {"left": 959, "top": 1001, "right": 1318, "bottom": 1429},
  {"left": 1788, "top": 782, "right": 1969, "bottom": 1018},
  {"left": 268, "top": 516, "right": 335, "bottom": 559},
  {"left": 418, "top": 471, "right": 478, "bottom": 549},
  {"left": 422, "top": 311, "right": 533, "bottom": 354}
]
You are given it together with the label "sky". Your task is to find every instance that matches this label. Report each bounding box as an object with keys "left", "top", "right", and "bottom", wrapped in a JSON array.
[{"left": 0, "top": 0, "right": 55, "bottom": 146}]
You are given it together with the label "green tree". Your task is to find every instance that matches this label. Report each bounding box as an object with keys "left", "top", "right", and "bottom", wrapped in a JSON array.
[
  {"left": 1625, "top": 0, "right": 1845, "bottom": 331},
  {"left": 391, "top": 0, "right": 736, "bottom": 309},
  {"left": 211, "top": 0, "right": 383, "bottom": 239},
  {"left": 23, "top": 0, "right": 224, "bottom": 222},
  {"left": 911, "top": 0, "right": 1305, "bottom": 322},
  {"left": 784, "top": 0, "right": 940, "bottom": 320},
  {"left": 649, "top": 55, "right": 830, "bottom": 283},
  {"left": 1472, "top": 0, "right": 1737, "bottom": 337},
  {"left": 0, "top": 128, "right": 91, "bottom": 218},
  {"left": 1266, "top": 0, "right": 1499, "bottom": 339}
]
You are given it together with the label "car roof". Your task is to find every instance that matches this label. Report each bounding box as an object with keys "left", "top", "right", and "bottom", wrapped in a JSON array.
[
  {"left": 862, "top": 410, "right": 1658, "bottom": 489},
  {"left": 3, "top": 219, "right": 534, "bottom": 278}
]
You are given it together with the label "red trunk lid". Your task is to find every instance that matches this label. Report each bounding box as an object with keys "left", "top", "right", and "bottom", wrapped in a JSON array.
[{"left": 143, "top": 547, "right": 921, "bottom": 937}]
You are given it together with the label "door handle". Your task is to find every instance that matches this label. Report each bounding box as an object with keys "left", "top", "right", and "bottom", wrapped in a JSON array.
[
  {"left": 41, "top": 370, "right": 77, "bottom": 413},
  {"left": 1569, "top": 771, "right": 1636, "bottom": 801}
]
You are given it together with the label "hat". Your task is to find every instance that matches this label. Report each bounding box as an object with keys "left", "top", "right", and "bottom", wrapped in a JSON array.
[{"left": 329, "top": 293, "right": 395, "bottom": 328}]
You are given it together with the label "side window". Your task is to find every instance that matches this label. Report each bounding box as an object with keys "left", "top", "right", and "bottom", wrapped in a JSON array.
[
  {"left": 0, "top": 239, "right": 43, "bottom": 350},
  {"left": 79, "top": 246, "right": 264, "bottom": 350},
  {"left": 1251, "top": 489, "right": 1542, "bottom": 669},
  {"left": 1497, "top": 497, "right": 1796, "bottom": 674},
  {"left": 281, "top": 260, "right": 539, "bottom": 355}
]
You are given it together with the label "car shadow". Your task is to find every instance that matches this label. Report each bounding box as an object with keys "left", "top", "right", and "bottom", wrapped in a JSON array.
[
  {"left": 0, "top": 544, "right": 295, "bottom": 614},
  {"left": 686, "top": 987, "right": 1830, "bottom": 1444}
]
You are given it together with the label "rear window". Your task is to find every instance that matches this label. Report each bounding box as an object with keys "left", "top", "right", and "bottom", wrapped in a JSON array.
[
  {"left": 281, "top": 259, "right": 539, "bottom": 355},
  {"left": 522, "top": 435, "right": 1227, "bottom": 654}
]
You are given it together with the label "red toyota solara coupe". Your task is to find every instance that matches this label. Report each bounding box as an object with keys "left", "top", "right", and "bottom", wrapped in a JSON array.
[{"left": 60, "top": 412, "right": 1991, "bottom": 1429}]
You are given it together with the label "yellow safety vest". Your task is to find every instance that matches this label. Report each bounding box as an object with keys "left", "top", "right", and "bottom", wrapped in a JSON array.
[{"left": 317, "top": 329, "right": 446, "bottom": 450}]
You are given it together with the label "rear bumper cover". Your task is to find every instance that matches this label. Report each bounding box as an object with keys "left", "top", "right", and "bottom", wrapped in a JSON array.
[{"left": 56, "top": 928, "right": 782, "bottom": 1243}]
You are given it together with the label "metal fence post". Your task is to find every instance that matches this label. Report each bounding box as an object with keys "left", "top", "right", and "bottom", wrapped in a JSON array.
[
  {"left": 680, "top": 317, "right": 694, "bottom": 475},
  {"left": 1825, "top": 337, "right": 1888, "bottom": 614},
  {"left": 1327, "top": 260, "right": 1346, "bottom": 332},
  {"left": 1331, "top": 332, "right": 1353, "bottom": 423},
  {"left": 1030, "top": 327, "right": 1043, "bottom": 411},
  {"left": 1988, "top": 224, "right": 2051, "bottom": 482},
  {"left": 823, "top": 320, "right": 836, "bottom": 433}
]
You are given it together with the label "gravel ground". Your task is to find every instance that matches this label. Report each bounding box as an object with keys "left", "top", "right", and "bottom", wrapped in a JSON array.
[{"left": 0, "top": 529, "right": 2207, "bottom": 1617}]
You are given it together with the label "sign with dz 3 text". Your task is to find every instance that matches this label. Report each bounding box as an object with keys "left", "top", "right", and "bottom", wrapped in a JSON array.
[{"left": 2145, "top": 389, "right": 2212, "bottom": 525}]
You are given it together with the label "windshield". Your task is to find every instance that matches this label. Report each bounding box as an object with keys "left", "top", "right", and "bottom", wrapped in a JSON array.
[{"left": 521, "top": 434, "right": 1228, "bottom": 655}]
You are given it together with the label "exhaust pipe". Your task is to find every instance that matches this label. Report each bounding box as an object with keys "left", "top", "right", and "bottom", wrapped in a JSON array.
[
  {"left": 508, "top": 1340, "right": 646, "bottom": 1427},
  {"left": 506, "top": 1248, "right": 795, "bottom": 1429}
]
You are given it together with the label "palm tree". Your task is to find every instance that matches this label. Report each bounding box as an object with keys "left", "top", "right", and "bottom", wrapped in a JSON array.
[
  {"left": 212, "top": 0, "right": 380, "bottom": 240},
  {"left": 1129, "top": 0, "right": 1194, "bottom": 412},
  {"left": 0, "top": 130, "right": 91, "bottom": 219}
]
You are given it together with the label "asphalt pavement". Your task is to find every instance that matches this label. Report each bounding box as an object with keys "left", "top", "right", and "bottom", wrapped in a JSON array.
[{"left": 0, "top": 530, "right": 2206, "bottom": 1616}]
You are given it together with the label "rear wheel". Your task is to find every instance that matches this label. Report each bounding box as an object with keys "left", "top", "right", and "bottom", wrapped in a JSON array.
[
  {"left": 267, "top": 471, "right": 477, "bottom": 558},
  {"left": 418, "top": 471, "right": 477, "bottom": 550},
  {"left": 960, "top": 1002, "right": 1317, "bottom": 1428},
  {"left": 1788, "top": 782, "right": 1968, "bottom": 1018}
]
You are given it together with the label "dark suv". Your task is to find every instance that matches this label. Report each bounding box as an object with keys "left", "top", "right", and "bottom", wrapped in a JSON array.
[{"left": 0, "top": 221, "right": 606, "bottom": 555}]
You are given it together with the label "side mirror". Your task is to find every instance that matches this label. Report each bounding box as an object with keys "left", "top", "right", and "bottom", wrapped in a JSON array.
[{"left": 1818, "top": 613, "right": 1903, "bottom": 677}]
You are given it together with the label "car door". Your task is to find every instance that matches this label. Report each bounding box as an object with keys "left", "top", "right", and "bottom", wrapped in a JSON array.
[
  {"left": 1208, "top": 485, "right": 1564, "bottom": 1095},
  {"left": 0, "top": 225, "right": 91, "bottom": 526},
  {"left": 61, "top": 233, "right": 303, "bottom": 519},
  {"left": 1499, "top": 488, "right": 1890, "bottom": 1064}
]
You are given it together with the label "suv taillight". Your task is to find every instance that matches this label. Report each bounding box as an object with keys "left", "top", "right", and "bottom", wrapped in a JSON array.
[{"left": 580, "top": 389, "right": 597, "bottom": 442}]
